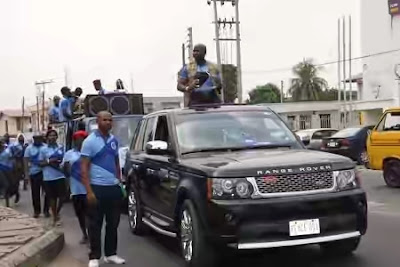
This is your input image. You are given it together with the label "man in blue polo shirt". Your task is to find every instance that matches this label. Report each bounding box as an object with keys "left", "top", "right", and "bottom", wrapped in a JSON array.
[
  {"left": 81, "top": 111, "right": 125, "bottom": 267},
  {"left": 24, "top": 133, "right": 49, "bottom": 218}
]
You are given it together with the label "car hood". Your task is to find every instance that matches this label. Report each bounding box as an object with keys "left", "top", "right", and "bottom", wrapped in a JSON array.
[{"left": 179, "top": 149, "right": 354, "bottom": 177}]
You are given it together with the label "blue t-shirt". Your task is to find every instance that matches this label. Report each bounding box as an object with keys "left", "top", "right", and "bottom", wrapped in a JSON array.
[
  {"left": 24, "top": 144, "right": 43, "bottom": 176},
  {"left": 59, "top": 97, "right": 72, "bottom": 122},
  {"left": 81, "top": 131, "right": 119, "bottom": 186},
  {"left": 62, "top": 149, "right": 86, "bottom": 195},
  {"left": 39, "top": 144, "right": 65, "bottom": 181},
  {"left": 48, "top": 106, "right": 60, "bottom": 122},
  {"left": 0, "top": 148, "right": 13, "bottom": 171}
]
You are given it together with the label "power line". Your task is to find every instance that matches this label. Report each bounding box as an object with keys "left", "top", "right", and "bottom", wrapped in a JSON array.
[{"left": 243, "top": 47, "right": 400, "bottom": 74}]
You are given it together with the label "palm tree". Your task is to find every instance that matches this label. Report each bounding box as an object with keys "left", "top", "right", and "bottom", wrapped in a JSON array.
[{"left": 289, "top": 59, "right": 328, "bottom": 101}]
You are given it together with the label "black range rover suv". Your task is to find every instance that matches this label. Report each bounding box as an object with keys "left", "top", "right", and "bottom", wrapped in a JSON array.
[{"left": 124, "top": 104, "right": 367, "bottom": 267}]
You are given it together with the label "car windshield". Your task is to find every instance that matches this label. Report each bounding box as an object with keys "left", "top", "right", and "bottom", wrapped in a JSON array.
[
  {"left": 88, "top": 116, "right": 142, "bottom": 147},
  {"left": 176, "top": 110, "right": 300, "bottom": 154},
  {"left": 331, "top": 127, "right": 361, "bottom": 138}
]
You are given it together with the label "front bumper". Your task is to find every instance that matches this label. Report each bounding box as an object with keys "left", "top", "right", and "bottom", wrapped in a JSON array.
[{"left": 205, "top": 189, "right": 367, "bottom": 249}]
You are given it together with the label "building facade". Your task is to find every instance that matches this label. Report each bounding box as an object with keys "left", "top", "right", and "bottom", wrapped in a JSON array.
[
  {"left": 359, "top": 0, "right": 400, "bottom": 124},
  {"left": 143, "top": 96, "right": 183, "bottom": 114},
  {"left": 0, "top": 110, "right": 31, "bottom": 136}
]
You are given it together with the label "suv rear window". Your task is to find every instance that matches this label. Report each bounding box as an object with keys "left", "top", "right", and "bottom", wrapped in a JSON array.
[{"left": 175, "top": 111, "right": 299, "bottom": 153}]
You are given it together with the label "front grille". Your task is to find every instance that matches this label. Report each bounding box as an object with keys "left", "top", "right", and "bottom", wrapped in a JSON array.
[{"left": 255, "top": 171, "right": 334, "bottom": 194}]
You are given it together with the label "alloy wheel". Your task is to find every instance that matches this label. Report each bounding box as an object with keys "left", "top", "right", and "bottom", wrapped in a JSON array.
[{"left": 180, "top": 209, "right": 194, "bottom": 262}]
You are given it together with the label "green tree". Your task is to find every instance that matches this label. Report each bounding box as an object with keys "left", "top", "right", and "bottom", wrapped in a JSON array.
[
  {"left": 221, "top": 64, "right": 238, "bottom": 103},
  {"left": 248, "top": 83, "right": 281, "bottom": 104},
  {"left": 289, "top": 59, "right": 328, "bottom": 101}
]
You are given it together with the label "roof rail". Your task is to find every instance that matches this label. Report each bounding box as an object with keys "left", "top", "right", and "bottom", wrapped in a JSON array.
[{"left": 187, "top": 103, "right": 248, "bottom": 109}]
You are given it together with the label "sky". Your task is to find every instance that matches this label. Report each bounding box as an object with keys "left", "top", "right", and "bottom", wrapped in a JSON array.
[{"left": 0, "top": 0, "right": 360, "bottom": 109}]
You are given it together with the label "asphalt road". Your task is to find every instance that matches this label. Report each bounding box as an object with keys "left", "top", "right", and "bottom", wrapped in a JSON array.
[{"left": 11, "top": 168, "right": 400, "bottom": 267}]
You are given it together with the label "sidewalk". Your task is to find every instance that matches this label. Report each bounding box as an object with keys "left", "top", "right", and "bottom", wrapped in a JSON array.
[{"left": 0, "top": 206, "right": 64, "bottom": 267}]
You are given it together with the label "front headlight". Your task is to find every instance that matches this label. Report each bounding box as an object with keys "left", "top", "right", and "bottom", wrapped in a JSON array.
[
  {"left": 208, "top": 178, "right": 254, "bottom": 200},
  {"left": 335, "top": 169, "right": 358, "bottom": 190}
]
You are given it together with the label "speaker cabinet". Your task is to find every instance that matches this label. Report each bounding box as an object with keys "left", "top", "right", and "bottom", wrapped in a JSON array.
[{"left": 84, "top": 93, "right": 144, "bottom": 117}]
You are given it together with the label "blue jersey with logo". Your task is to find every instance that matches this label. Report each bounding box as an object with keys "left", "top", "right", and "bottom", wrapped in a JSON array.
[
  {"left": 62, "top": 149, "right": 86, "bottom": 195},
  {"left": 39, "top": 144, "right": 65, "bottom": 181},
  {"left": 24, "top": 144, "right": 43, "bottom": 176},
  {"left": 81, "top": 131, "right": 119, "bottom": 186},
  {"left": 0, "top": 148, "right": 13, "bottom": 171}
]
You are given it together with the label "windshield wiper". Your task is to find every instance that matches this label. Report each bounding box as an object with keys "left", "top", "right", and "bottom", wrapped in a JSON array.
[{"left": 182, "top": 144, "right": 292, "bottom": 155}]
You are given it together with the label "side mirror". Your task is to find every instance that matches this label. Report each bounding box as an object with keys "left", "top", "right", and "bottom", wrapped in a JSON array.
[{"left": 146, "top": 141, "right": 169, "bottom": 155}]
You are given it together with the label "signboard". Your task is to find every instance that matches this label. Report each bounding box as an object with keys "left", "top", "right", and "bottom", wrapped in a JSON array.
[{"left": 389, "top": 0, "right": 400, "bottom": 15}]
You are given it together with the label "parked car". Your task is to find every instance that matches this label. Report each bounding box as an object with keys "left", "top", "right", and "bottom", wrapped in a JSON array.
[
  {"left": 296, "top": 128, "right": 338, "bottom": 150},
  {"left": 321, "top": 125, "right": 374, "bottom": 164},
  {"left": 124, "top": 104, "right": 367, "bottom": 267},
  {"left": 367, "top": 108, "right": 400, "bottom": 187}
]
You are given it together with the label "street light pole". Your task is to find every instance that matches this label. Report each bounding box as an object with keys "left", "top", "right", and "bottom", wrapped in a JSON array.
[
  {"left": 234, "top": 0, "right": 243, "bottom": 103},
  {"left": 211, "top": 0, "right": 224, "bottom": 103}
]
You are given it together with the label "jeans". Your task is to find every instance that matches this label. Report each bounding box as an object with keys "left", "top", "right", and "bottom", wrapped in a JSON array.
[
  {"left": 30, "top": 172, "right": 50, "bottom": 215},
  {"left": 88, "top": 185, "right": 122, "bottom": 260}
]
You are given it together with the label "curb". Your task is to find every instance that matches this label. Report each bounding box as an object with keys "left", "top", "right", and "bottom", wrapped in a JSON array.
[{"left": 0, "top": 229, "right": 65, "bottom": 267}]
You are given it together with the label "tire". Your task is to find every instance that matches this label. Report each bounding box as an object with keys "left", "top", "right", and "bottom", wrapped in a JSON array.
[
  {"left": 320, "top": 237, "right": 361, "bottom": 256},
  {"left": 383, "top": 160, "right": 400, "bottom": 188},
  {"left": 127, "top": 183, "right": 146, "bottom": 235},
  {"left": 358, "top": 149, "right": 369, "bottom": 167},
  {"left": 180, "top": 200, "right": 218, "bottom": 267}
]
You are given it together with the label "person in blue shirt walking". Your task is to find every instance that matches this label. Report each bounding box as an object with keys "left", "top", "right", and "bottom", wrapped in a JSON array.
[
  {"left": 81, "top": 111, "right": 125, "bottom": 267},
  {"left": 39, "top": 130, "right": 66, "bottom": 225},
  {"left": 62, "top": 130, "right": 89, "bottom": 244},
  {"left": 24, "top": 133, "right": 50, "bottom": 218},
  {"left": 0, "top": 138, "right": 15, "bottom": 207}
]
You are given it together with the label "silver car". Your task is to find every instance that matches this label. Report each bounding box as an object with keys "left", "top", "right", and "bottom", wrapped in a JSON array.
[{"left": 296, "top": 128, "right": 338, "bottom": 150}]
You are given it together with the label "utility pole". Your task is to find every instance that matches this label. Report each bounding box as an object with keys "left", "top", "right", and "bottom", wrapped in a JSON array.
[
  {"left": 349, "top": 15, "right": 353, "bottom": 126},
  {"left": 207, "top": 0, "right": 242, "bottom": 103},
  {"left": 35, "top": 79, "right": 54, "bottom": 131},
  {"left": 337, "top": 18, "right": 342, "bottom": 129},
  {"left": 342, "top": 16, "right": 347, "bottom": 128},
  {"left": 280, "top": 80, "right": 284, "bottom": 103},
  {"left": 182, "top": 43, "right": 186, "bottom": 66},
  {"left": 21, "top": 97, "right": 25, "bottom": 132},
  {"left": 187, "top": 27, "right": 194, "bottom": 61},
  {"left": 208, "top": 0, "right": 225, "bottom": 103},
  {"left": 234, "top": 0, "right": 243, "bottom": 103}
]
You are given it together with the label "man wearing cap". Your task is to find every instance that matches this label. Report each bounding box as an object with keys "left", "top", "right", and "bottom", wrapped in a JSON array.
[
  {"left": 62, "top": 130, "right": 89, "bottom": 244},
  {"left": 81, "top": 111, "right": 125, "bottom": 267},
  {"left": 24, "top": 133, "right": 49, "bottom": 218},
  {"left": 177, "top": 43, "right": 222, "bottom": 106}
]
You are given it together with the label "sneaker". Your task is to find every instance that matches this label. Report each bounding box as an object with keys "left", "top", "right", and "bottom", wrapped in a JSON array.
[
  {"left": 104, "top": 255, "right": 125, "bottom": 264},
  {"left": 88, "top": 259, "right": 99, "bottom": 267}
]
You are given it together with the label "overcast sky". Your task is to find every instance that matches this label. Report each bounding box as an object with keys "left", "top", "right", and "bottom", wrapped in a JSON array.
[{"left": 0, "top": 0, "right": 360, "bottom": 109}]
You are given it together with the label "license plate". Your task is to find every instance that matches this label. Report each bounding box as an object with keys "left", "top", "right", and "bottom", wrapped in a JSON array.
[
  {"left": 327, "top": 142, "right": 337, "bottom": 147},
  {"left": 289, "top": 219, "right": 320, "bottom": 237}
]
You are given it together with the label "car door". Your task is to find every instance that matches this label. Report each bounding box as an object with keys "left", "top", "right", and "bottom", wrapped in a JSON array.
[
  {"left": 368, "top": 111, "right": 400, "bottom": 169},
  {"left": 143, "top": 114, "right": 178, "bottom": 229},
  {"left": 309, "top": 131, "right": 323, "bottom": 150}
]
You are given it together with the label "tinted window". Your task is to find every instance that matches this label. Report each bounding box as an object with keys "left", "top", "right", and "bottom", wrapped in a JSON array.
[
  {"left": 154, "top": 115, "right": 170, "bottom": 143},
  {"left": 142, "top": 117, "right": 157, "bottom": 150},
  {"left": 175, "top": 111, "right": 300, "bottom": 153},
  {"left": 331, "top": 128, "right": 361, "bottom": 138},
  {"left": 130, "top": 119, "right": 143, "bottom": 150}
]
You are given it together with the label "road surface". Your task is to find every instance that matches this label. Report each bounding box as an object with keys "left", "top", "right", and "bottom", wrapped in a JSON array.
[{"left": 12, "top": 169, "right": 400, "bottom": 267}]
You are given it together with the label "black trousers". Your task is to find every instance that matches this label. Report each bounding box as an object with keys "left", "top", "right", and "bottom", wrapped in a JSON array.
[
  {"left": 30, "top": 172, "right": 49, "bottom": 215},
  {"left": 72, "top": 194, "right": 88, "bottom": 237},
  {"left": 88, "top": 185, "right": 122, "bottom": 260}
]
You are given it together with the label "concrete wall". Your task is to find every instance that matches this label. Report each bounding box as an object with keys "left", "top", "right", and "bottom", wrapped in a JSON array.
[
  {"left": 361, "top": 0, "right": 400, "bottom": 104},
  {"left": 0, "top": 116, "right": 31, "bottom": 136}
]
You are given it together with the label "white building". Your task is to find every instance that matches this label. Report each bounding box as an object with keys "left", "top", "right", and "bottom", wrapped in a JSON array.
[
  {"left": 262, "top": 1, "right": 400, "bottom": 131},
  {"left": 359, "top": 0, "right": 400, "bottom": 124}
]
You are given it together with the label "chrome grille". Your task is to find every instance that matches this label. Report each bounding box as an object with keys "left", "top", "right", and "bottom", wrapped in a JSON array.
[{"left": 255, "top": 171, "right": 334, "bottom": 194}]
